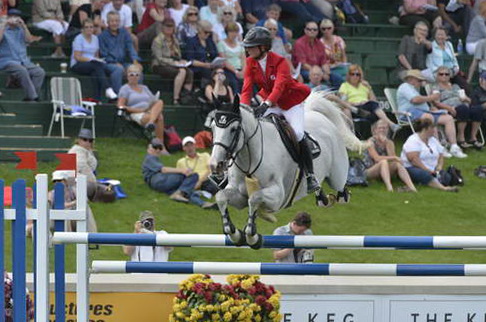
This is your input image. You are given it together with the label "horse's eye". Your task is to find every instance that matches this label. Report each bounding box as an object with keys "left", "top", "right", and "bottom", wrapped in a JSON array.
[{"left": 230, "top": 128, "right": 236, "bottom": 133}]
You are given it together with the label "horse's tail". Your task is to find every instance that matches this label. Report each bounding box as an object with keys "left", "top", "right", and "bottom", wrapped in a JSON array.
[{"left": 304, "top": 91, "right": 370, "bottom": 153}]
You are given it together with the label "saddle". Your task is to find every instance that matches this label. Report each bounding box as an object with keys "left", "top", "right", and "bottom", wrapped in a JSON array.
[{"left": 267, "top": 114, "right": 321, "bottom": 164}]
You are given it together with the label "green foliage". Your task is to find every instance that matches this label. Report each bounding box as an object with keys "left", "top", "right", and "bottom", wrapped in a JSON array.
[{"left": 2, "top": 137, "right": 486, "bottom": 272}]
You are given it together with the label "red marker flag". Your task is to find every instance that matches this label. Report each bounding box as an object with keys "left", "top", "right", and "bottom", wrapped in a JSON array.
[
  {"left": 55, "top": 153, "right": 77, "bottom": 171},
  {"left": 14, "top": 151, "right": 37, "bottom": 170}
]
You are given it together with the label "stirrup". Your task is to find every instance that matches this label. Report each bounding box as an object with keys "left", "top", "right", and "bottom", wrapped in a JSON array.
[{"left": 306, "top": 175, "right": 320, "bottom": 193}]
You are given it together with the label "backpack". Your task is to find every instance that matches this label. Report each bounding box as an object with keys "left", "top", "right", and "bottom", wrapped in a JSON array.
[
  {"left": 346, "top": 157, "right": 368, "bottom": 187},
  {"left": 163, "top": 125, "right": 183, "bottom": 152},
  {"left": 439, "top": 165, "right": 464, "bottom": 186},
  {"left": 474, "top": 165, "right": 486, "bottom": 178}
]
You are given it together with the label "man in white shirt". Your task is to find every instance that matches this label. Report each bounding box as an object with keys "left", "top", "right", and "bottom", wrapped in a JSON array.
[{"left": 122, "top": 211, "right": 173, "bottom": 262}]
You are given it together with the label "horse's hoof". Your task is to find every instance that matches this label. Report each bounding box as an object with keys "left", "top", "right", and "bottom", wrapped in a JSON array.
[
  {"left": 315, "top": 190, "right": 329, "bottom": 207},
  {"left": 229, "top": 229, "right": 246, "bottom": 247},
  {"left": 247, "top": 233, "right": 263, "bottom": 250},
  {"left": 337, "top": 188, "right": 351, "bottom": 203},
  {"left": 325, "top": 194, "right": 337, "bottom": 207}
]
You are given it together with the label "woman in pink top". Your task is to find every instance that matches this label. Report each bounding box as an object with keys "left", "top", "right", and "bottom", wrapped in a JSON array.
[
  {"left": 319, "top": 19, "right": 347, "bottom": 79},
  {"left": 399, "top": 0, "right": 442, "bottom": 29}
]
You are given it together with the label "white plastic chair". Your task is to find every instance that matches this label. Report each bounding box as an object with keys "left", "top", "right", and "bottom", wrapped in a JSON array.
[
  {"left": 384, "top": 87, "right": 415, "bottom": 138},
  {"left": 48, "top": 77, "right": 96, "bottom": 138}
]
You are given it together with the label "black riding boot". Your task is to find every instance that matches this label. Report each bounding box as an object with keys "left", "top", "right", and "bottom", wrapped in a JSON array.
[{"left": 299, "top": 138, "right": 320, "bottom": 193}]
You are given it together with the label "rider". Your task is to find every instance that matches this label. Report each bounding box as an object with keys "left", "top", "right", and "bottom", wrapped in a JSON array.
[{"left": 241, "top": 26, "right": 320, "bottom": 193}]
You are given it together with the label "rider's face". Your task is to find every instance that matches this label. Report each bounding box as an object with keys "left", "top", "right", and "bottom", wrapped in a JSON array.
[{"left": 246, "top": 46, "right": 261, "bottom": 59}]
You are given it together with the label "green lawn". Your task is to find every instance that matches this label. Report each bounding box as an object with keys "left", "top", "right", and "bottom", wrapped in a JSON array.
[{"left": 2, "top": 137, "right": 486, "bottom": 272}]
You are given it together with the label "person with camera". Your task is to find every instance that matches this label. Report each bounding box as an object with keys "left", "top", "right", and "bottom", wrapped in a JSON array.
[
  {"left": 272, "top": 212, "right": 314, "bottom": 263},
  {"left": 122, "top": 211, "right": 173, "bottom": 262}
]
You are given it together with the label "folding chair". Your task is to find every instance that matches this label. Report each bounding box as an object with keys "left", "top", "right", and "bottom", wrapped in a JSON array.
[
  {"left": 48, "top": 77, "right": 96, "bottom": 138},
  {"left": 384, "top": 87, "right": 415, "bottom": 139}
]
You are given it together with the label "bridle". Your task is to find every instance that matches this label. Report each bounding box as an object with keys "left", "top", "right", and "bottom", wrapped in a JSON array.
[{"left": 213, "top": 108, "right": 263, "bottom": 176}]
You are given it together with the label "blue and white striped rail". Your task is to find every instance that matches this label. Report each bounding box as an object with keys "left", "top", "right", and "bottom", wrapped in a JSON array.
[
  {"left": 92, "top": 261, "right": 486, "bottom": 276},
  {"left": 53, "top": 232, "right": 486, "bottom": 249}
]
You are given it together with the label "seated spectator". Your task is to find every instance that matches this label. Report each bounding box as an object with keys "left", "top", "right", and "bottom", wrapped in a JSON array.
[
  {"left": 205, "top": 67, "right": 234, "bottom": 104},
  {"left": 467, "top": 39, "right": 486, "bottom": 83},
  {"left": 220, "top": 0, "right": 242, "bottom": 17},
  {"left": 256, "top": 4, "right": 292, "bottom": 50},
  {"left": 200, "top": 0, "right": 220, "bottom": 27},
  {"left": 319, "top": 19, "right": 348, "bottom": 79},
  {"left": 466, "top": 2, "right": 486, "bottom": 55},
  {"left": 213, "top": 5, "right": 243, "bottom": 42},
  {"left": 66, "top": 0, "right": 103, "bottom": 40},
  {"left": 306, "top": 65, "right": 330, "bottom": 92},
  {"left": 169, "top": 0, "right": 189, "bottom": 27},
  {"left": 183, "top": 20, "right": 218, "bottom": 82},
  {"left": 68, "top": 129, "right": 98, "bottom": 184},
  {"left": 70, "top": 19, "right": 117, "bottom": 101},
  {"left": 99, "top": 11, "right": 142, "bottom": 94},
  {"left": 136, "top": 0, "right": 171, "bottom": 49},
  {"left": 152, "top": 18, "right": 193, "bottom": 105},
  {"left": 339, "top": 64, "right": 400, "bottom": 132},
  {"left": 241, "top": 0, "right": 274, "bottom": 27},
  {"left": 142, "top": 138, "right": 216, "bottom": 208},
  {"left": 469, "top": 71, "right": 486, "bottom": 149},
  {"left": 0, "top": 12, "right": 45, "bottom": 101},
  {"left": 176, "top": 136, "right": 219, "bottom": 195},
  {"left": 273, "top": 212, "right": 314, "bottom": 263},
  {"left": 101, "top": 0, "right": 138, "bottom": 51},
  {"left": 122, "top": 211, "right": 172, "bottom": 262},
  {"left": 276, "top": 0, "right": 325, "bottom": 24},
  {"left": 69, "top": 0, "right": 90, "bottom": 20},
  {"left": 176, "top": 5, "right": 199, "bottom": 49},
  {"left": 397, "top": 21, "right": 433, "bottom": 81},
  {"left": 217, "top": 22, "right": 245, "bottom": 93},
  {"left": 426, "top": 27, "right": 468, "bottom": 91},
  {"left": 117, "top": 64, "right": 168, "bottom": 153},
  {"left": 398, "top": 0, "right": 442, "bottom": 29},
  {"left": 432, "top": 66, "right": 483, "bottom": 149},
  {"left": 400, "top": 118, "right": 459, "bottom": 191},
  {"left": 437, "top": 0, "right": 475, "bottom": 35},
  {"left": 364, "top": 120, "right": 417, "bottom": 192},
  {"left": 32, "top": 0, "right": 68, "bottom": 58},
  {"left": 397, "top": 69, "right": 467, "bottom": 158}
]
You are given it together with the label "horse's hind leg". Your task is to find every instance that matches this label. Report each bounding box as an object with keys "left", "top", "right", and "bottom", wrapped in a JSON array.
[{"left": 216, "top": 188, "right": 248, "bottom": 246}]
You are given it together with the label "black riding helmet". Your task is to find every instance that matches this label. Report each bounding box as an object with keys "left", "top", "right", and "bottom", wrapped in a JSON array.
[{"left": 243, "top": 26, "right": 272, "bottom": 49}]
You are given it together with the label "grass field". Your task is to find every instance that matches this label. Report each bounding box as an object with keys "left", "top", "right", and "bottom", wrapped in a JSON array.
[{"left": 2, "top": 137, "right": 486, "bottom": 272}]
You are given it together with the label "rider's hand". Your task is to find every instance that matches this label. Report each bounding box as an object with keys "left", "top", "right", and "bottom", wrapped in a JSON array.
[{"left": 254, "top": 102, "right": 270, "bottom": 118}]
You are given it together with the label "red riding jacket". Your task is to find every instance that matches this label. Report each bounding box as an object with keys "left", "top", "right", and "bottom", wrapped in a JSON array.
[{"left": 241, "top": 51, "right": 310, "bottom": 110}]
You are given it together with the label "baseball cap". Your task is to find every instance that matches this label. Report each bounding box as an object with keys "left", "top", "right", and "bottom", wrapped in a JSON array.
[
  {"left": 7, "top": 9, "right": 22, "bottom": 17},
  {"left": 139, "top": 210, "right": 155, "bottom": 221},
  {"left": 182, "top": 136, "right": 196, "bottom": 146}
]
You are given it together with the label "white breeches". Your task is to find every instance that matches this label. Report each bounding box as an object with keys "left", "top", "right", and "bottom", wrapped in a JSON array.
[{"left": 264, "top": 103, "right": 305, "bottom": 141}]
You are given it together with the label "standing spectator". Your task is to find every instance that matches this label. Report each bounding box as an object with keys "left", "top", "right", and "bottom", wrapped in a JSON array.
[
  {"left": 101, "top": 0, "right": 138, "bottom": 51},
  {"left": 397, "top": 21, "right": 433, "bottom": 81},
  {"left": 68, "top": 128, "right": 97, "bottom": 184},
  {"left": 152, "top": 18, "right": 194, "bottom": 105},
  {"left": 432, "top": 66, "right": 483, "bottom": 149},
  {"left": 397, "top": 69, "right": 467, "bottom": 158},
  {"left": 256, "top": 4, "right": 292, "bottom": 50},
  {"left": 273, "top": 212, "right": 314, "bottom": 263},
  {"left": 466, "top": 2, "right": 486, "bottom": 54},
  {"left": 425, "top": 27, "right": 468, "bottom": 91},
  {"left": 364, "top": 120, "right": 417, "bottom": 192},
  {"left": 200, "top": 0, "right": 220, "bottom": 27},
  {"left": 469, "top": 71, "right": 486, "bottom": 149},
  {"left": 319, "top": 19, "right": 348, "bottom": 80},
  {"left": 467, "top": 39, "right": 486, "bottom": 83},
  {"left": 399, "top": 0, "right": 442, "bottom": 29},
  {"left": 183, "top": 20, "right": 218, "bottom": 83},
  {"left": 0, "top": 11, "right": 45, "bottom": 101},
  {"left": 339, "top": 64, "right": 400, "bottom": 131},
  {"left": 217, "top": 21, "right": 245, "bottom": 93},
  {"left": 213, "top": 5, "right": 243, "bottom": 42},
  {"left": 136, "top": 0, "right": 171, "bottom": 49},
  {"left": 117, "top": 64, "right": 168, "bottom": 152},
  {"left": 276, "top": 0, "right": 325, "bottom": 24},
  {"left": 99, "top": 11, "right": 141, "bottom": 94},
  {"left": 32, "top": 0, "right": 68, "bottom": 58},
  {"left": 241, "top": 0, "right": 273, "bottom": 27},
  {"left": 437, "top": 0, "right": 475, "bottom": 36},
  {"left": 169, "top": 0, "right": 189, "bottom": 27},
  {"left": 176, "top": 5, "right": 199, "bottom": 49},
  {"left": 70, "top": 19, "right": 117, "bottom": 101},
  {"left": 204, "top": 67, "right": 234, "bottom": 104},
  {"left": 66, "top": 0, "right": 104, "bottom": 40},
  {"left": 176, "top": 136, "right": 218, "bottom": 195},
  {"left": 220, "top": 0, "right": 243, "bottom": 17},
  {"left": 122, "top": 211, "right": 173, "bottom": 262},
  {"left": 400, "top": 118, "right": 460, "bottom": 191}
]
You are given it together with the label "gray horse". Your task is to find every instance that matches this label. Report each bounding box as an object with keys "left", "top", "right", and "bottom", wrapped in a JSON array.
[{"left": 210, "top": 91, "right": 367, "bottom": 248}]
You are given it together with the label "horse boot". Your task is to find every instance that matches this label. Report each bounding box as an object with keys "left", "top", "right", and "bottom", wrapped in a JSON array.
[{"left": 299, "top": 138, "right": 321, "bottom": 193}]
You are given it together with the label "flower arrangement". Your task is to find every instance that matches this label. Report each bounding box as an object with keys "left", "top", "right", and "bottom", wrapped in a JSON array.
[
  {"left": 169, "top": 274, "right": 282, "bottom": 322},
  {"left": 4, "top": 271, "right": 34, "bottom": 321}
]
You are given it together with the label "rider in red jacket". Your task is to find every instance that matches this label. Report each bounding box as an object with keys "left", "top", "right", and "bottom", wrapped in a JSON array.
[{"left": 241, "top": 27, "right": 320, "bottom": 193}]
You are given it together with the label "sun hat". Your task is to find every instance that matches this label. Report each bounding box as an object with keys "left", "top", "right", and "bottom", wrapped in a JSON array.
[
  {"left": 182, "top": 136, "right": 196, "bottom": 146},
  {"left": 404, "top": 69, "right": 426, "bottom": 81},
  {"left": 78, "top": 128, "right": 94, "bottom": 139},
  {"left": 139, "top": 210, "right": 155, "bottom": 221}
]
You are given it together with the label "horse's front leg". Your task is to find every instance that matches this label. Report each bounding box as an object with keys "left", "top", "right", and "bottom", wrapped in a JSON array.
[
  {"left": 245, "top": 184, "right": 284, "bottom": 249},
  {"left": 216, "top": 187, "right": 248, "bottom": 246}
]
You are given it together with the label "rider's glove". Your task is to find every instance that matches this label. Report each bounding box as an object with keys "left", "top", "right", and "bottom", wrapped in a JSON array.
[{"left": 254, "top": 102, "right": 270, "bottom": 118}]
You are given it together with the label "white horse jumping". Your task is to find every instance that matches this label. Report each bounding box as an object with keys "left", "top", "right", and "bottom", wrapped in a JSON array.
[{"left": 210, "top": 91, "right": 366, "bottom": 248}]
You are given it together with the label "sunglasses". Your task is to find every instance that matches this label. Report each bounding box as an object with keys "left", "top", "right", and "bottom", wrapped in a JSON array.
[
  {"left": 163, "top": 24, "right": 175, "bottom": 28},
  {"left": 267, "top": 27, "right": 277, "bottom": 31},
  {"left": 223, "top": 12, "right": 232, "bottom": 15},
  {"left": 438, "top": 73, "right": 450, "bottom": 76},
  {"left": 305, "top": 27, "right": 318, "bottom": 31},
  {"left": 81, "top": 138, "right": 94, "bottom": 143},
  {"left": 188, "top": 12, "right": 198, "bottom": 16},
  {"left": 321, "top": 27, "right": 332, "bottom": 30},
  {"left": 350, "top": 73, "right": 361, "bottom": 76},
  {"left": 128, "top": 72, "right": 140, "bottom": 77},
  {"left": 204, "top": 30, "right": 212, "bottom": 35}
]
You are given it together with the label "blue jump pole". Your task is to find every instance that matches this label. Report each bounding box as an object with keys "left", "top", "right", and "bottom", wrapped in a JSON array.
[
  {"left": 12, "top": 180, "right": 27, "bottom": 322},
  {"left": 53, "top": 183, "right": 65, "bottom": 322}
]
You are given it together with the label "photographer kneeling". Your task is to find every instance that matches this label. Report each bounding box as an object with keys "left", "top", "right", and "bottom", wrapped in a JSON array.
[
  {"left": 272, "top": 212, "right": 314, "bottom": 263},
  {"left": 122, "top": 211, "right": 173, "bottom": 262}
]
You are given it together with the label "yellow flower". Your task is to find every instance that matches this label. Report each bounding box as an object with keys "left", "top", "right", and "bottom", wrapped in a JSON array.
[
  {"left": 254, "top": 314, "right": 262, "bottom": 322},
  {"left": 173, "top": 304, "right": 181, "bottom": 312},
  {"left": 223, "top": 312, "right": 233, "bottom": 321},
  {"left": 175, "top": 312, "right": 185, "bottom": 318},
  {"left": 211, "top": 313, "right": 221, "bottom": 320},
  {"left": 205, "top": 305, "right": 214, "bottom": 312},
  {"left": 273, "top": 313, "right": 283, "bottom": 322},
  {"left": 269, "top": 311, "right": 277, "bottom": 318},
  {"left": 180, "top": 301, "right": 188, "bottom": 309}
]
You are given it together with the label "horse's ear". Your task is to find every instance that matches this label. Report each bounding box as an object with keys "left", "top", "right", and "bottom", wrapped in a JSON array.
[
  {"left": 212, "top": 93, "right": 222, "bottom": 110},
  {"left": 233, "top": 95, "right": 240, "bottom": 113}
]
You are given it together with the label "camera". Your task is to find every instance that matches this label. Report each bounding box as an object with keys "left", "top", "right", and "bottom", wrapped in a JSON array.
[
  {"left": 299, "top": 249, "right": 314, "bottom": 263},
  {"left": 141, "top": 219, "right": 153, "bottom": 231}
]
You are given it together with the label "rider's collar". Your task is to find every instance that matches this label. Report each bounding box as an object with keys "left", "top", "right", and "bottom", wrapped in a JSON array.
[{"left": 214, "top": 111, "right": 240, "bottom": 128}]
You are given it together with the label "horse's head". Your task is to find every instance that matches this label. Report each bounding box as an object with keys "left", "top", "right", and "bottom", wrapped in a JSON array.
[{"left": 210, "top": 95, "right": 241, "bottom": 175}]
